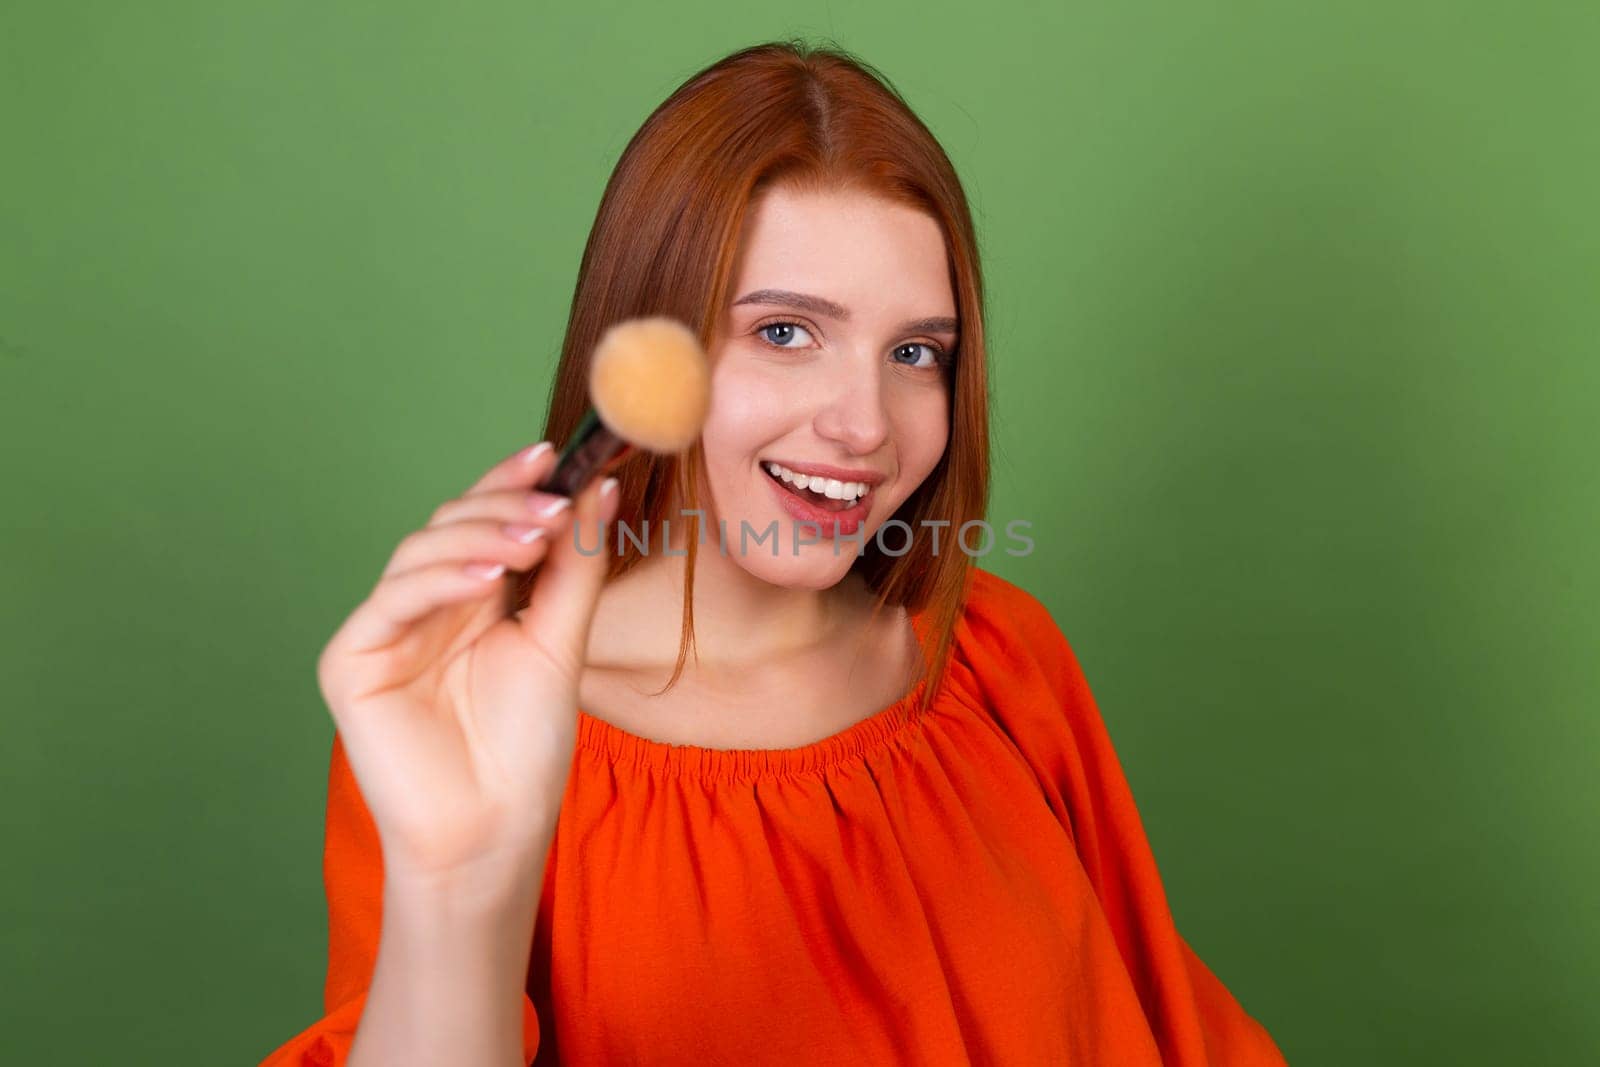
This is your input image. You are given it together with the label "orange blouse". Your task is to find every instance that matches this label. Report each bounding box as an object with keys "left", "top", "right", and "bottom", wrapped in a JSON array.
[{"left": 262, "top": 567, "right": 1287, "bottom": 1065}]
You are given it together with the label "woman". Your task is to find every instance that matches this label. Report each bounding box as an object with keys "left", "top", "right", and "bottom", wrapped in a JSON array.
[{"left": 263, "top": 40, "right": 1288, "bottom": 1066}]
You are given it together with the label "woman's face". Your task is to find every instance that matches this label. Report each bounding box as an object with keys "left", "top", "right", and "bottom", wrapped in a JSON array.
[{"left": 693, "top": 182, "right": 957, "bottom": 590}]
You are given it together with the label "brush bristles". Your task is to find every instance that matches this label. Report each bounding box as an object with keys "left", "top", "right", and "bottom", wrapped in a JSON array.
[{"left": 588, "top": 316, "right": 711, "bottom": 453}]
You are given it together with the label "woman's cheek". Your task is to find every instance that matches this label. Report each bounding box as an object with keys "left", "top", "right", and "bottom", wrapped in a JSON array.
[
  {"left": 709, "top": 366, "right": 805, "bottom": 451},
  {"left": 894, "top": 390, "right": 950, "bottom": 475}
]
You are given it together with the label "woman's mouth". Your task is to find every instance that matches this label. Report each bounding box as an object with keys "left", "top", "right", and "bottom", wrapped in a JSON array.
[{"left": 760, "top": 460, "right": 875, "bottom": 536}]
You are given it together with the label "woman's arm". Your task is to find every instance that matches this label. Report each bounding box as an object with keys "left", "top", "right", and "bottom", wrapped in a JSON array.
[
  {"left": 347, "top": 838, "right": 549, "bottom": 1067},
  {"left": 259, "top": 734, "right": 545, "bottom": 1066},
  {"left": 961, "top": 568, "right": 1289, "bottom": 1065}
]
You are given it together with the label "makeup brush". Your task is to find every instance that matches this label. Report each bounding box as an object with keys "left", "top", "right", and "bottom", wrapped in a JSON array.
[{"left": 536, "top": 315, "right": 712, "bottom": 498}]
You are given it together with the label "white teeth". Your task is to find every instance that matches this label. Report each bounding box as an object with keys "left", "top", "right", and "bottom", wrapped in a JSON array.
[{"left": 763, "top": 462, "right": 868, "bottom": 505}]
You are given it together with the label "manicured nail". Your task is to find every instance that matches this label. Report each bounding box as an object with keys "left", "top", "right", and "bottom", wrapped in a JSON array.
[
  {"left": 503, "top": 523, "right": 546, "bottom": 544},
  {"left": 600, "top": 477, "right": 619, "bottom": 498},
  {"left": 533, "top": 496, "right": 572, "bottom": 517},
  {"left": 517, "top": 441, "right": 553, "bottom": 463}
]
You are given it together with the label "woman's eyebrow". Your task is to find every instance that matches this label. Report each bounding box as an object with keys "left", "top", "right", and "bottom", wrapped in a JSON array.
[{"left": 731, "top": 288, "right": 958, "bottom": 335}]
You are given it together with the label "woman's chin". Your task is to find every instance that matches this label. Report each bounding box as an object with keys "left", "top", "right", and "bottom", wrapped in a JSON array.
[{"left": 726, "top": 537, "right": 860, "bottom": 589}]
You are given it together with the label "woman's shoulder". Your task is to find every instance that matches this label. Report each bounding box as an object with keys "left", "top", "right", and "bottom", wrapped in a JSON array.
[
  {"left": 953, "top": 566, "right": 1072, "bottom": 658},
  {"left": 942, "top": 569, "right": 1117, "bottom": 839},
  {"left": 941, "top": 565, "right": 1095, "bottom": 733},
  {"left": 961, "top": 565, "right": 1053, "bottom": 614}
]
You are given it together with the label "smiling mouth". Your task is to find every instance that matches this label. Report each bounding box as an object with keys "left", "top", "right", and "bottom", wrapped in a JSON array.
[{"left": 760, "top": 461, "right": 872, "bottom": 512}]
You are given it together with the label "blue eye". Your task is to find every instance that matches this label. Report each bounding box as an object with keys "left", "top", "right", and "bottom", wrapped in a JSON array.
[
  {"left": 892, "top": 342, "right": 948, "bottom": 369},
  {"left": 754, "top": 319, "right": 953, "bottom": 370},
  {"left": 756, "top": 321, "right": 814, "bottom": 348}
]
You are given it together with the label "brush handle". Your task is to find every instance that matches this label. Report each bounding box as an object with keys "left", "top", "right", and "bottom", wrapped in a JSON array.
[{"left": 537, "top": 407, "right": 633, "bottom": 497}]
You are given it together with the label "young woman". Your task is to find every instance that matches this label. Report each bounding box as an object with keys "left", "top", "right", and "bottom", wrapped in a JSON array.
[{"left": 263, "top": 41, "right": 1288, "bottom": 1066}]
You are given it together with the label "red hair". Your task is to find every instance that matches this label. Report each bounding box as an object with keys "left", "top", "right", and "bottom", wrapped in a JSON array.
[{"left": 512, "top": 39, "right": 991, "bottom": 712}]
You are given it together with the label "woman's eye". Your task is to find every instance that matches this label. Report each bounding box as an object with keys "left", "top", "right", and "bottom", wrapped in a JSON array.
[
  {"left": 754, "top": 322, "right": 949, "bottom": 369},
  {"left": 756, "top": 321, "right": 814, "bottom": 348},
  {"left": 892, "top": 342, "right": 947, "bottom": 369}
]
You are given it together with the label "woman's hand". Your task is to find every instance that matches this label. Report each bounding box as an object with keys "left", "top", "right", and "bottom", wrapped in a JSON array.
[{"left": 315, "top": 442, "right": 617, "bottom": 884}]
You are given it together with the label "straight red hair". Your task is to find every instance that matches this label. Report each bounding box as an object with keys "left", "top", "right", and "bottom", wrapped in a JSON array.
[{"left": 512, "top": 39, "right": 991, "bottom": 711}]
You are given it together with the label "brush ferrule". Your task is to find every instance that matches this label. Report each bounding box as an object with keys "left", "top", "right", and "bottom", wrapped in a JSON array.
[{"left": 539, "top": 407, "right": 630, "bottom": 497}]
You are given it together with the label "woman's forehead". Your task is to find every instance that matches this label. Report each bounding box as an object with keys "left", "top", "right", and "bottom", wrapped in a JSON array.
[{"left": 726, "top": 193, "right": 955, "bottom": 323}]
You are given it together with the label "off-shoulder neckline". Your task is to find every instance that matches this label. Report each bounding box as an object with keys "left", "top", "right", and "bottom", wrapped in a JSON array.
[{"left": 574, "top": 596, "right": 938, "bottom": 782}]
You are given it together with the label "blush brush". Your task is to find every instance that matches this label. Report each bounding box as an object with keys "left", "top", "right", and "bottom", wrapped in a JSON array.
[{"left": 537, "top": 316, "right": 712, "bottom": 498}]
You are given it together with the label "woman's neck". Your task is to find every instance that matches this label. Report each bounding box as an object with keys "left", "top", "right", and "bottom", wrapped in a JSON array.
[{"left": 584, "top": 543, "right": 877, "bottom": 673}]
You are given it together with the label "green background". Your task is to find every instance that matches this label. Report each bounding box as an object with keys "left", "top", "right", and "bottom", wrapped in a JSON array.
[{"left": 3, "top": 2, "right": 1595, "bottom": 1064}]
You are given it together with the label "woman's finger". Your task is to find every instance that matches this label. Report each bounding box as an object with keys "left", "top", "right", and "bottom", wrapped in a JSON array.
[
  {"left": 515, "top": 474, "right": 620, "bottom": 676},
  {"left": 334, "top": 551, "right": 543, "bottom": 659},
  {"left": 426, "top": 486, "right": 572, "bottom": 531},
  {"left": 381, "top": 513, "right": 569, "bottom": 582},
  {"left": 459, "top": 440, "right": 557, "bottom": 499}
]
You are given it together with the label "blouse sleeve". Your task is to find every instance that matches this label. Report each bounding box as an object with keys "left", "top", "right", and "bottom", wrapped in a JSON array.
[
  {"left": 961, "top": 570, "right": 1288, "bottom": 1066},
  {"left": 258, "top": 732, "right": 542, "bottom": 1066}
]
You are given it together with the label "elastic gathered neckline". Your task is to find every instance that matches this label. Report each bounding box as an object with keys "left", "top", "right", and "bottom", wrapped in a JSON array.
[
  {"left": 575, "top": 599, "right": 939, "bottom": 782},
  {"left": 575, "top": 675, "right": 932, "bottom": 781}
]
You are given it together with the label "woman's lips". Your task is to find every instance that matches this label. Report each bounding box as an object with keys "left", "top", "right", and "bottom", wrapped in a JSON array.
[{"left": 760, "top": 466, "right": 872, "bottom": 538}]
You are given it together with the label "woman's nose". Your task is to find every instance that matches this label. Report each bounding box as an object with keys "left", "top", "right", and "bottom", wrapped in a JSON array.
[{"left": 812, "top": 352, "right": 891, "bottom": 455}]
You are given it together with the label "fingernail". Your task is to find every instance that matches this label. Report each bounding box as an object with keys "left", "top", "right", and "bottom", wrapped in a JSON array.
[
  {"left": 601, "top": 477, "right": 619, "bottom": 498},
  {"left": 503, "top": 523, "right": 547, "bottom": 544},
  {"left": 517, "top": 441, "right": 553, "bottom": 463},
  {"left": 535, "top": 496, "right": 572, "bottom": 517}
]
